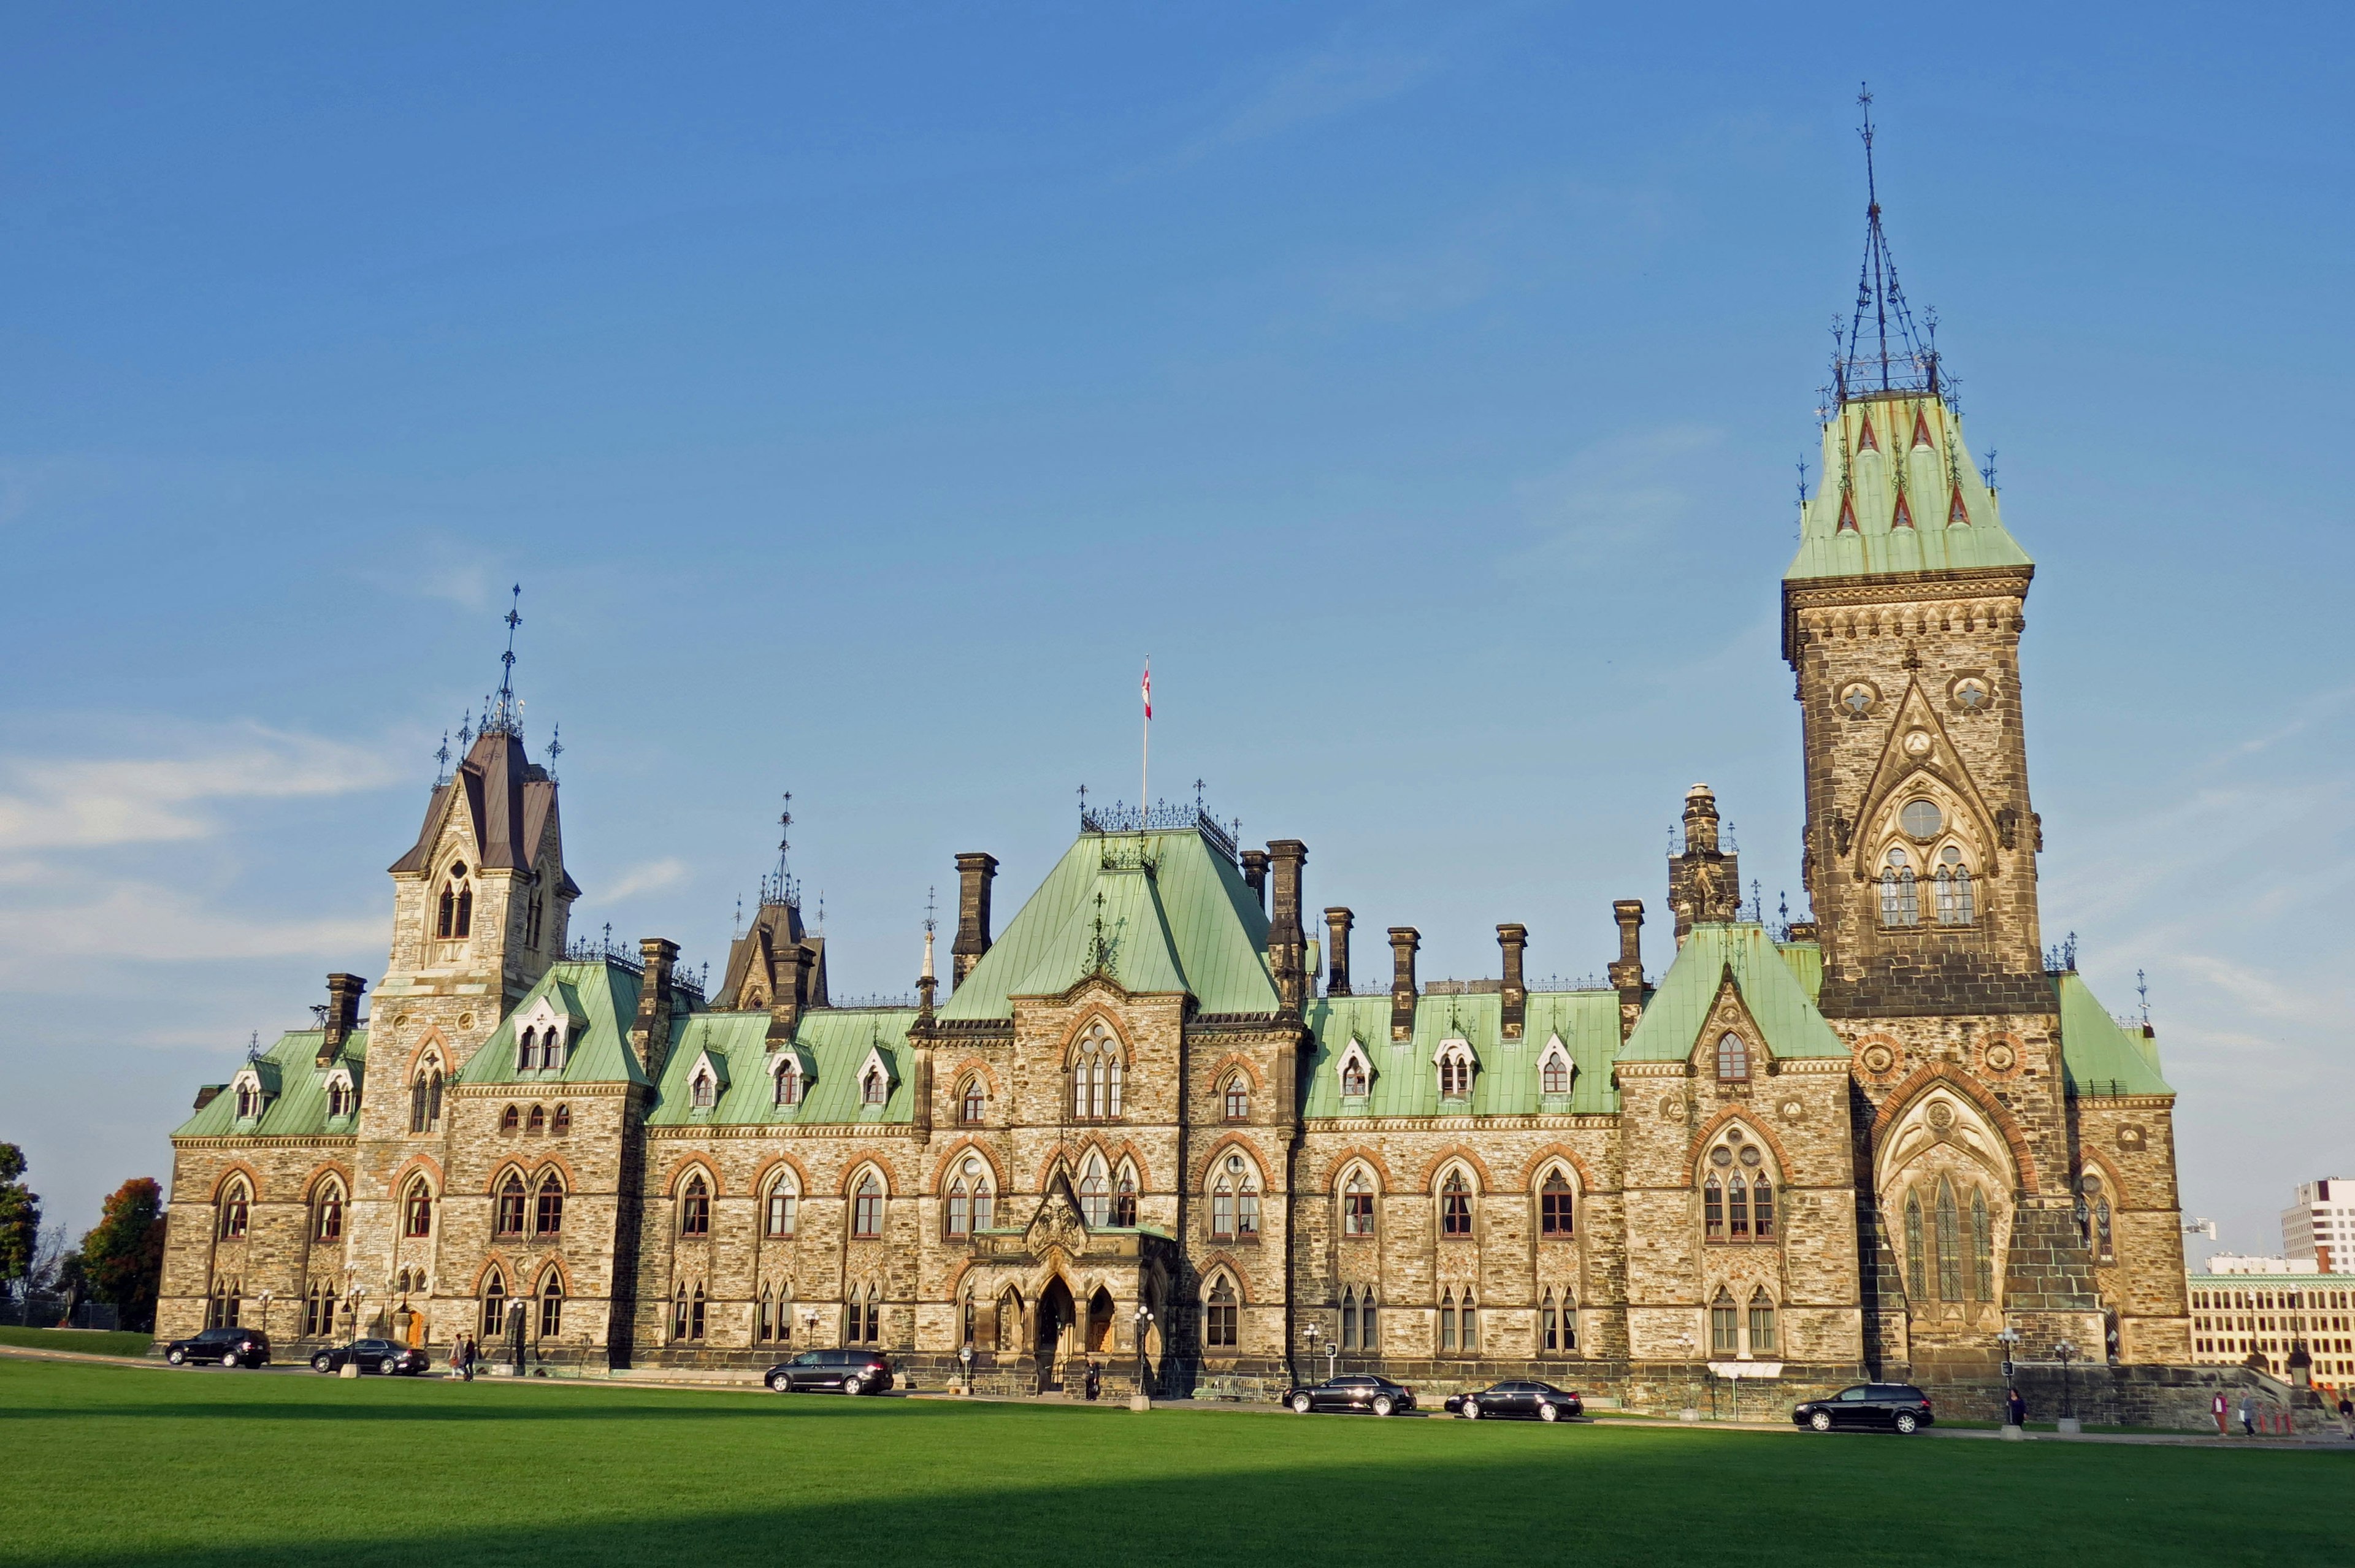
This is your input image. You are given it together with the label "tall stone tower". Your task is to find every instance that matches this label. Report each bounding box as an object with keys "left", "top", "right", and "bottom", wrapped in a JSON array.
[{"left": 1781, "top": 98, "right": 2107, "bottom": 1377}]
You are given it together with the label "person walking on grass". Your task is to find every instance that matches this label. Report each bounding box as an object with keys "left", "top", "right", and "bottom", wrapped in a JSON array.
[
  {"left": 2005, "top": 1388, "right": 2026, "bottom": 1428},
  {"left": 2240, "top": 1394, "right": 2256, "bottom": 1437},
  {"left": 456, "top": 1333, "right": 475, "bottom": 1383},
  {"left": 2211, "top": 1390, "right": 2230, "bottom": 1436}
]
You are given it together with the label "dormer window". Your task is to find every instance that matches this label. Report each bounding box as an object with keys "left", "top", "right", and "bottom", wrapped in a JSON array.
[
  {"left": 1539, "top": 1038, "right": 1574, "bottom": 1096},
  {"left": 324, "top": 1075, "right": 354, "bottom": 1119},
  {"left": 517, "top": 1029, "right": 539, "bottom": 1073},
  {"left": 1337, "top": 1038, "right": 1372, "bottom": 1099},
  {"left": 862, "top": 1066, "right": 886, "bottom": 1106},
  {"left": 691, "top": 1070, "right": 716, "bottom": 1111},
  {"left": 235, "top": 1080, "right": 260, "bottom": 1119},
  {"left": 774, "top": 1060, "right": 804, "bottom": 1107},
  {"left": 436, "top": 863, "right": 473, "bottom": 940},
  {"left": 1436, "top": 1041, "right": 1474, "bottom": 1100}
]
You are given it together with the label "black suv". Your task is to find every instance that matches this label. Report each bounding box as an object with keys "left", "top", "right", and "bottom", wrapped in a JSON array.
[
  {"left": 765, "top": 1348, "right": 894, "bottom": 1394},
  {"left": 1792, "top": 1383, "right": 1935, "bottom": 1434},
  {"left": 1282, "top": 1374, "right": 1417, "bottom": 1416},
  {"left": 163, "top": 1326, "right": 272, "bottom": 1367},
  {"left": 310, "top": 1339, "right": 432, "bottom": 1376}
]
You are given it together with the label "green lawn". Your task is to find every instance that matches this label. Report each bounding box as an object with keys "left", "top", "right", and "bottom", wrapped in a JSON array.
[
  {"left": 1, "top": 1359, "right": 2347, "bottom": 1567},
  {"left": 0, "top": 1326, "right": 153, "bottom": 1357}
]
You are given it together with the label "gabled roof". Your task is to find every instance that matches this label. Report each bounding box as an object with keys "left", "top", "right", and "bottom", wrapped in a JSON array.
[
  {"left": 388, "top": 729, "right": 578, "bottom": 895},
  {"left": 1618, "top": 922, "right": 1847, "bottom": 1063},
  {"left": 2056, "top": 972, "right": 2172, "bottom": 1096},
  {"left": 464, "top": 960, "right": 678, "bottom": 1087},
  {"left": 647, "top": 1007, "right": 918, "bottom": 1126},
  {"left": 1301, "top": 990, "right": 1623, "bottom": 1117},
  {"left": 940, "top": 828, "right": 1277, "bottom": 1020},
  {"left": 1785, "top": 396, "right": 2031, "bottom": 583},
  {"left": 174, "top": 1028, "right": 369, "bottom": 1140}
]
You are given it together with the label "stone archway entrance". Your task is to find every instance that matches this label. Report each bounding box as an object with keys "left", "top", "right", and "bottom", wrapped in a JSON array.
[
  {"left": 1087, "top": 1287, "right": 1115, "bottom": 1355},
  {"left": 1036, "top": 1277, "right": 1075, "bottom": 1393}
]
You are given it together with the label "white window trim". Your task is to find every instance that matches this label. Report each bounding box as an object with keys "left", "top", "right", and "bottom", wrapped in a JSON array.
[
  {"left": 1336, "top": 1036, "right": 1375, "bottom": 1097},
  {"left": 1537, "top": 1033, "right": 1576, "bottom": 1095}
]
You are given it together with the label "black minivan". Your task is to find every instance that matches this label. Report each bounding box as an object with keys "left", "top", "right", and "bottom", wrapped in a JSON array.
[
  {"left": 1791, "top": 1383, "right": 1935, "bottom": 1434},
  {"left": 765, "top": 1348, "right": 894, "bottom": 1395},
  {"left": 163, "top": 1326, "right": 272, "bottom": 1367}
]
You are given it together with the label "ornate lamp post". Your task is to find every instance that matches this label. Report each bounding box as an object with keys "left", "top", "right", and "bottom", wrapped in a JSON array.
[
  {"left": 958, "top": 1342, "right": 975, "bottom": 1396},
  {"left": 2055, "top": 1339, "right": 2079, "bottom": 1433},
  {"left": 1130, "top": 1304, "right": 1154, "bottom": 1411},
  {"left": 256, "top": 1288, "right": 275, "bottom": 1347}
]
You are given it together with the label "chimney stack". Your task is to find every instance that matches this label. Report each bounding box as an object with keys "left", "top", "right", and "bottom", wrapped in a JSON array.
[
  {"left": 1667, "top": 784, "right": 1739, "bottom": 944},
  {"left": 1496, "top": 924, "right": 1526, "bottom": 1038},
  {"left": 952, "top": 852, "right": 998, "bottom": 989},
  {"left": 319, "top": 973, "right": 366, "bottom": 1064},
  {"left": 1608, "top": 900, "right": 1646, "bottom": 1042},
  {"left": 632, "top": 937, "right": 681, "bottom": 1076},
  {"left": 1324, "top": 908, "right": 1354, "bottom": 996},
  {"left": 1239, "top": 849, "right": 1269, "bottom": 911},
  {"left": 766, "top": 938, "right": 810, "bottom": 1047},
  {"left": 1266, "top": 841, "right": 1309, "bottom": 1015},
  {"left": 1387, "top": 927, "right": 1419, "bottom": 1041}
]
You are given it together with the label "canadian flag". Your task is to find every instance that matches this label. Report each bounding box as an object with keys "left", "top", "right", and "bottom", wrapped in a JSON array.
[{"left": 1141, "top": 659, "right": 1152, "bottom": 721}]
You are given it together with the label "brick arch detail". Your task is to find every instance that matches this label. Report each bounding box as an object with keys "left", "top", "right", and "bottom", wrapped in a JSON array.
[
  {"left": 389, "top": 1154, "right": 446, "bottom": 1196},
  {"left": 1061, "top": 1005, "right": 1135, "bottom": 1062},
  {"left": 529, "top": 1153, "right": 584, "bottom": 1191},
  {"left": 403, "top": 1028, "right": 453, "bottom": 1079},
  {"left": 207, "top": 1161, "right": 264, "bottom": 1203},
  {"left": 1321, "top": 1145, "right": 1399, "bottom": 1194},
  {"left": 930, "top": 1139, "right": 1010, "bottom": 1193},
  {"left": 297, "top": 1161, "right": 351, "bottom": 1201},
  {"left": 1190, "top": 1132, "right": 1272, "bottom": 1190},
  {"left": 1415, "top": 1145, "right": 1499, "bottom": 1193},
  {"left": 749, "top": 1152, "right": 812, "bottom": 1198},
  {"left": 945, "top": 1057, "right": 1002, "bottom": 1100},
  {"left": 485, "top": 1160, "right": 534, "bottom": 1196},
  {"left": 2076, "top": 1145, "right": 2127, "bottom": 1203},
  {"left": 836, "top": 1154, "right": 898, "bottom": 1198},
  {"left": 1684, "top": 1107, "right": 1796, "bottom": 1179},
  {"left": 1193, "top": 1253, "right": 1251, "bottom": 1303},
  {"left": 527, "top": 1255, "right": 575, "bottom": 1295},
  {"left": 659, "top": 1155, "right": 723, "bottom": 1198},
  {"left": 1870, "top": 1063, "right": 2042, "bottom": 1195},
  {"left": 1204, "top": 1052, "right": 1265, "bottom": 1093},
  {"left": 1514, "top": 1144, "right": 1600, "bottom": 1196}
]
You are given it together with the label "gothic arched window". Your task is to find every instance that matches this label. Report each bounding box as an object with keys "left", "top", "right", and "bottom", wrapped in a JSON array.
[
  {"left": 535, "top": 1174, "right": 564, "bottom": 1236},
  {"left": 481, "top": 1271, "right": 506, "bottom": 1338},
  {"left": 1972, "top": 1188, "right": 1995, "bottom": 1301},
  {"left": 1439, "top": 1169, "right": 1474, "bottom": 1237},
  {"left": 679, "top": 1174, "right": 711, "bottom": 1237},
  {"left": 218, "top": 1180, "right": 250, "bottom": 1240},
  {"left": 1071, "top": 1022, "right": 1124, "bottom": 1121},
  {"left": 1747, "top": 1289, "right": 1777, "bottom": 1354},
  {"left": 852, "top": 1172, "right": 883, "bottom": 1239},
  {"left": 410, "top": 1063, "right": 443, "bottom": 1134},
  {"left": 537, "top": 1272, "right": 563, "bottom": 1337},
  {"left": 765, "top": 1173, "right": 798, "bottom": 1237},
  {"left": 861, "top": 1065, "right": 887, "bottom": 1106},
  {"left": 1704, "top": 1176, "right": 1725, "bottom": 1241},
  {"left": 1204, "top": 1277, "right": 1238, "bottom": 1348},
  {"left": 1341, "top": 1170, "right": 1376, "bottom": 1238},
  {"left": 500, "top": 1104, "right": 521, "bottom": 1134},
  {"left": 1539, "top": 1169, "right": 1574, "bottom": 1237},
  {"left": 946, "top": 1158, "right": 992, "bottom": 1237},
  {"left": 1934, "top": 846, "right": 1975, "bottom": 926},
  {"left": 691, "top": 1069, "right": 716, "bottom": 1111},
  {"left": 1078, "top": 1160, "right": 1109, "bottom": 1228},
  {"left": 1223, "top": 1074, "right": 1250, "bottom": 1120},
  {"left": 496, "top": 1172, "right": 527, "bottom": 1236},
  {"left": 1936, "top": 1179, "right": 1963, "bottom": 1301},
  {"left": 550, "top": 1104, "right": 570, "bottom": 1136},
  {"left": 1716, "top": 1031, "right": 1750, "bottom": 1082},
  {"left": 1339, "top": 1050, "right": 1369, "bottom": 1098},
  {"left": 1540, "top": 1044, "right": 1573, "bottom": 1095},
  {"left": 313, "top": 1182, "right": 343, "bottom": 1242},
  {"left": 1710, "top": 1287, "right": 1739, "bottom": 1355},
  {"left": 1881, "top": 848, "right": 1919, "bottom": 927},
  {"left": 1904, "top": 1193, "right": 1928, "bottom": 1301},
  {"left": 516, "top": 1029, "right": 538, "bottom": 1073},
  {"left": 1436, "top": 1043, "right": 1473, "bottom": 1100},
  {"left": 774, "top": 1060, "right": 803, "bottom": 1107},
  {"left": 402, "top": 1179, "right": 434, "bottom": 1238},
  {"left": 959, "top": 1077, "right": 985, "bottom": 1124},
  {"left": 1110, "top": 1165, "right": 1136, "bottom": 1228},
  {"left": 525, "top": 1104, "right": 545, "bottom": 1135},
  {"left": 1210, "top": 1153, "right": 1259, "bottom": 1241}
]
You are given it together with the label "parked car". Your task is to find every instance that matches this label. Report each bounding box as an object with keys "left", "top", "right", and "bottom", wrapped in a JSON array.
[
  {"left": 1444, "top": 1380, "right": 1585, "bottom": 1422},
  {"left": 162, "top": 1326, "right": 272, "bottom": 1367},
  {"left": 1791, "top": 1383, "right": 1935, "bottom": 1434},
  {"left": 310, "top": 1338, "right": 432, "bottom": 1376},
  {"left": 1282, "top": 1374, "right": 1417, "bottom": 1417},
  {"left": 765, "top": 1348, "right": 895, "bottom": 1394}
]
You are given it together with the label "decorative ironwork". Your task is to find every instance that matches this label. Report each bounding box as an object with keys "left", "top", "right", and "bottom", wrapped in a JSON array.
[
  {"left": 480, "top": 586, "right": 526, "bottom": 739},
  {"left": 760, "top": 793, "right": 799, "bottom": 908},
  {"left": 544, "top": 723, "right": 562, "bottom": 782},
  {"left": 1831, "top": 85, "right": 1946, "bottom": 409},
  {"left": 562, "top": 924, "right": 645, "bottom": 976},
  {"left": 2043, "top": 930, "right": 2080, "bottom": 974},
  {"left": 827, "top": 993, "right": 919, "bottom": 1011},
  {"left": 1079, "top": 797, "right": 1239, "bottom": 862},
  {"left": 432, "top": 731, "right": 452, "bottom": 789}
]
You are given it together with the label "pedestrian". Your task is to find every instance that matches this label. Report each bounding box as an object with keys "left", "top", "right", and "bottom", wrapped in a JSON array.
[
  {"left": 2005, "top": 1388, "right": 2026, "bottom": 1428},
  {"left": 1084, "top": 1360, "right": 1101, "bottom": 1402},
  {"left": 2239, "top": 1394, "right": 2256, "bottom": 1437},
  {"left": 456, "top": 1332, "right": 475, "bottom": 1383},
  {"left": 2211, "top": 1390, "right": 2229, "bottom": 1436},
  {"left": 2337, "top": 1394, "right": 2352, "bottom": 1439}
]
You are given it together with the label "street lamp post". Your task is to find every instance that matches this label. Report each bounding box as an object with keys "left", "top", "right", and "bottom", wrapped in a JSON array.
[
  {"left": 1130, "top": 1304, "right": 1153, "bottom": 1411},
  {"left": 1304, "top": 1320, "right": 1320, "bottom": 1385},
  {"left": 1995, "top": 1328, "right": 2024, "bottom": 1439},
  {"left": 2054, "top": 1339, "right": 2079, "bottom": 1434},
  {"left": 959, "top": 1342, "right": 975, "bottom": 1396},
  {"left": 256, "top": 1289, "right": 274, "bottom": 1348}
]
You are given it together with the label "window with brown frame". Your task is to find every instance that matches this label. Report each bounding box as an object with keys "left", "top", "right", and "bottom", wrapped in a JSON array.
[
  {"left": 495, "top": 1174, "right": 526, "bottom": 1236},
  {"left": 1539, "top": 1170, "right": 1574, "bottom": 1237},
  {"left": 1205, "top": 1279, "right": 1238, "bottom": 1348},
  {"left": 959, "top": 1078, "right": 985, "bottom": 1123},
  {"left": 1223, "top": 1076, "right": 1249, "bottom": 1120},
  {"left": 852, "top": 1174, "right": 883, "bottom": 1239},
  {"left": 535, "top": 1179, "right": 564, "bottom": 1236},
  {"left": 1439, "top": 1171, "right": 1474, "bottom": 1237},
  {"left": 402, "top": 1181, "right": 433, "bottom": 1237},
  {"left": 218, "top": 1184, "right": 249, "bottom": 1240},
  {"left": 679, "top": 1174, "right": 711, "bottom": 1236}
]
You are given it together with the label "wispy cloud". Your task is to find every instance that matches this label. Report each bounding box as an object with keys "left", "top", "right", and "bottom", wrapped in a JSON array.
[
  {"left": 356, "top": 534, "right": 506, "bottom": 611},
  {"left": 1512, "top": 425, "right": 1726, "bottom": 554},
  {"left": 0, "top": 878, "right": 382, "bottom": 989},
  {"left": 596, "top": 857, "right": 690, "bottom": 904},
  {"left": 1160, "top": 32, "right": 1447, "bottom": 172},
  {"left": 0, "top": 725, "right": 399, "bottom": 853}
]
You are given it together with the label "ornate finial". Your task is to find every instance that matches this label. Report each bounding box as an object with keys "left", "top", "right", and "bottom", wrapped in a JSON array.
[
  {"left": 544, "top": 723, "right": 562, "bottom": 781},
  {"left": 732, "top": 893, "right": 743, "bottom": 941},
  {"left": 1193, "top": 778, "right": 1205, "bottom": 814},
  {"left": 484, "top": 585, "right": 525, "bottom": 738},
  {"left": 1836, "top": 82, "right": 1936, "bottom": 406},
  {"left": 815, "top": 891, "right": 826, "bottom": 934},
  {"left": 457, "top": 707, "right": 473, "bottom": 748},
  {"left": 2137, "top": 968, "right": 2150, "bottom": 1026},
  {"left": 247, "top": 1029, "right": 261, "bottom": 1062},
  {"left": 603, "top": 921, "right": 613, "bottom": 955},
  {"left": 1088, "top": 890, "right": 1111, "bottom": 974},
  {"left": 1778, "top": 890, "right": 1790, "bottom": 928},
  {"left": 2064, "top": 931, "right": 2078, "bottom": 971},
  {"left": 1796, "top": 459, "right": 1809, "bottom": 509},
  {"left": 1981, "top": 448, "right": 1999, "bottom": 491},
  {"left": 433, "top": 730, "right": 452, "bottom": 787}
]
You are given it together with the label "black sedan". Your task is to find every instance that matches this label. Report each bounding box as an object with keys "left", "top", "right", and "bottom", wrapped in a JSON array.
[
  {"left": 1283, "top": 1374, "right": 1416, "bottom": 1416},
  {"left": 1445, "top": 1380, "right": 1585, "bottom": 1422},
  {"left": 1792, "top": 1383, "right": 1935, "bottom": 1434},
  {"left": 162, "top": 1326, "right": 271, "bottom": 1367},
  {"left": 310, "top": 1338, "right": 432, "bottom": 1375},
  {"left": 765, "top": 1348, "right": 895, "bottom": 1394}
]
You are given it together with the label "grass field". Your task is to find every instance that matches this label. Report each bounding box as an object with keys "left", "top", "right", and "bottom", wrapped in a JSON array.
[
  {"left": 0, "top": 1327, "right": 153, "bottom": 1357},
  {"left": 1, "top": 1359, "right": 2347, "bottom": 1567}
]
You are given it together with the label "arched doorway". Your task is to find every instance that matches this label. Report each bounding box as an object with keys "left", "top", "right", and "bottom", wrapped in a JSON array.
[
  {"left": 1035, "top": 1277, "right": 1075, "bottom": 1392},
  {"left": 1087, "top": 1287, "right": 1115, "bottom": 1355}
]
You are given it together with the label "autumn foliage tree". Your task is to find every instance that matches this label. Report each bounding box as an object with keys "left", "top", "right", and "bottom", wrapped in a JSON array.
[
  {"left": 80, "top": 1178, "right": 167, "bottom": 1333},
  {"left": 0, "top": 1144, "right": 39, "bottom": 1295}
]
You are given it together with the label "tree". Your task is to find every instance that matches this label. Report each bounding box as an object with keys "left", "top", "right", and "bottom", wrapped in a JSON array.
[
  {"left": 80, "top": 1178, "right": 167, "bottom": 1332},
  {"left": 0, "top": 1144, "right": 39, "bottom": 1296}
]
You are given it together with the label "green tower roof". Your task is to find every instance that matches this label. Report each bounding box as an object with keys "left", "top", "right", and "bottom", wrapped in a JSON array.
[{"left": 1785, "top": 394, "right": 2031, "bottom": 583}]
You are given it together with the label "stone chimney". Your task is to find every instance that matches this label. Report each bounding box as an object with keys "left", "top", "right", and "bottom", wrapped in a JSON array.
[
  {"left": 1496, "top": 925, "right": 1526, "bottom": 1038},
  {"left": 1324, "top": 908, "right": 1354, "bottom": 996},
  {"left": 632, "top": 938, "right": 681, "bottom": 1076},
  {"left": 952, "top": 852, "right": 998, "bottom": 989},
  {"left": 1266, "top": 841, "right": 1309, "bottom": 1015},
  {"left": 1388, "top": 927, "right": 1419, "bottom": 1041},
  {"left": 318, "top": 973, "right": 366, "bottom": 1065},
  {"left": 766, "top": 938, "right": 811, "bottom": 1047},
  {"left": 1239, "top": 850, "right": 1269, "bottom": 911},
  {"left": 1608, "top": 900, "right": 1646, "bottom": 1042},
  {"left": 1667, "top": 784, "right": 1740, "bottom": 946}
]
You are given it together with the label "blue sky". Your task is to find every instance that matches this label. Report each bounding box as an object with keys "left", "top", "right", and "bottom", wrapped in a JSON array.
[{"left": 2, "top": 3, "right": 2349, "bottom": 1258}]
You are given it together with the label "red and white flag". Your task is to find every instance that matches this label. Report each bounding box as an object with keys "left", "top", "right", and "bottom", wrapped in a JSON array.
[{"left": 1141, "top": 659, "right": 1152, "bottom": 721}]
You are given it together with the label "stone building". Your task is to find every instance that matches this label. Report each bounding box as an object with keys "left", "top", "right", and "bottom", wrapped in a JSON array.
[{"left": 157, "top": 158, "right": 2200, "bottom": 1408}]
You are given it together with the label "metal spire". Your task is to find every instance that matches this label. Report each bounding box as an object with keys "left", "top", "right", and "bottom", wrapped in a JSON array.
[
  {"left": 484, "top": 585, "right": 524, "bottom": 738},
  {"left": 544, "top": 722, "right": 562, "bottom": 781},
  {"left": 762, "top": 794, "right": 797, "bottom": 908},
  {"left": 1836, "top": 84, "right": 1937, "bottom": 406},
  {"left": 433, "top": 730, "right": 452, "bottom": 789}
]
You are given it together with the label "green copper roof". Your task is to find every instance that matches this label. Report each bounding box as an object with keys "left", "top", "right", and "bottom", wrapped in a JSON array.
[
  {"left": 1785, "top": 396, "right": 2031, "bottom": 582},
  {"left": 1618, "top": 922, "right": 1847, "bottom": 1063},
  {"left": 648, "top": 1006, "right": 918, "bottom": 1126},
  {"left": 1776, "top": 939, "right": 1825, "bottom": 1003},
  {"left": 941, "top": 828, "right": 1277, "bottom": 1020},
  {"left": 464, "top": 960, "right": 676, "bottom": 1087},
  {"left": 173, "top": 1028, "right": 366, "bottom": 1139},
  {"left": 2056, "top": 972, "right": 2172, "bottom": 1096},
  {"left": 1301, "top": 990, "right": 1623, "bottom": 1118}
]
